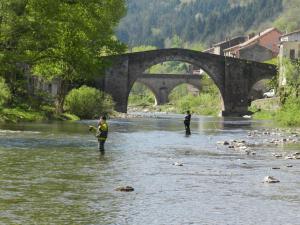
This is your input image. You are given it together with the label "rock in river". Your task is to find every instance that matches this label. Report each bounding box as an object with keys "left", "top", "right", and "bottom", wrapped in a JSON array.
[
  {"left": 115, "top": 186, "right": 135, "bottom": 192},
  {"left": 264, "top": 176, "right": 280, "bottom": 183},
  {"left": 272, "top": 167, "right": 280, "bottom": 170}
]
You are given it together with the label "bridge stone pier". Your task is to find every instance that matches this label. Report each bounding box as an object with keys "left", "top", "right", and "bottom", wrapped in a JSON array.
[
  {"left": 136, "top": 74, "right": 202, "bottom": 105},
  {"left": 95, "top": 48, "right": 277, "bottom": 117}
]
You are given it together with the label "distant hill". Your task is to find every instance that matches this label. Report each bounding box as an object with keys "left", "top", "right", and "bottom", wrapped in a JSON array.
[{"left": 117, "top": 0, "right": 283, "bottom": 48}]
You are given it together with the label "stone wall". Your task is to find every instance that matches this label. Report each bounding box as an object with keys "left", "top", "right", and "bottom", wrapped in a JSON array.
[{"left": 239, "top": 44, "right": 274, "bottom": 62}]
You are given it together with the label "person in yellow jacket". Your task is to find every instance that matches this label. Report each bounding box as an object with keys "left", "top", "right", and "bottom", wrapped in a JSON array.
[{"left": 89, "top": 116, "right": 108, "bottom": 152}]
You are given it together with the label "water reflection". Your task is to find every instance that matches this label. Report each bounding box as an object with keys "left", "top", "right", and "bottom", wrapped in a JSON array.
[{"left": 0, "top": 114, "right": 299, "bottom": 225}]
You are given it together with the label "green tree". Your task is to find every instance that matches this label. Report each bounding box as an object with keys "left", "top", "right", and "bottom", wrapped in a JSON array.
[
  {"left": 0, "top": 0, "right": 126, "bottom": 113},
  {"left": 274, "top": 0, "right": 300, "bottom": 32},
  {"left": 131, "top": 45, "right": 157, "bottom": 52},
  {"left": 0, "top": 77, "right": 11, "bottom": 107},
  {"left": 117, "top": 0, "right": 283, "bottom": 48},
  {"left": 280, "top": 59, "right": 300, "bottom": 101},
  {"left": 64, "top": 85, "right": 114, "bottom": 119}
]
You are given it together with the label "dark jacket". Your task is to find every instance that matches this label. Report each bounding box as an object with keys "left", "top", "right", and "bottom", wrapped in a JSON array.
[{"left": 184, "top": 114, "right": 191, "bottom": 125}]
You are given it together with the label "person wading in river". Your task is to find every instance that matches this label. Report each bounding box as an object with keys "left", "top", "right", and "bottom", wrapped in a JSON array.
[
  {"left": 89, "top": 116, "right": 109, "bottom": 152},
  {"left": 184, "top": 110, "right": 191, "bottom": 135}
]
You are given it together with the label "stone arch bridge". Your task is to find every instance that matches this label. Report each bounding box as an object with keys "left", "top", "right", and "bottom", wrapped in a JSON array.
[
  {"left": 136, "top": 73, "right": 202, "bottom": 105},
  {"left": 94, "top": 48, "right": 277, "bottom": 116}
]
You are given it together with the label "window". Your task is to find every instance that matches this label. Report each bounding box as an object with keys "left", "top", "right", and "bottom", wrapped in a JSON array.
[{"left": 290, "top": 49, "right": 295, "bottom": 59}]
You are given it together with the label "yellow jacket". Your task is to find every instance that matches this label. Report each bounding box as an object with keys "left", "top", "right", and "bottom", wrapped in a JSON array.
[{"left": 89, "top": 122, "right": 108, "bottom": 141}]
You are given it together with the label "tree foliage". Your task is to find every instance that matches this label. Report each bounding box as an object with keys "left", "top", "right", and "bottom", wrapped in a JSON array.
[
  {"left": 117, "top": 0, "right": 283, "bottom": 48},
  {"left": 0, "top": 0, "right": 126, "bottom": 112},
  {"left": 274, "top": 0, "right": 300, "bottom": 32},
  {"left": 64, "top": 85, "right": 114, "bottom": 119},
  {"left": 0, "top": 77, "right": 11, "bottom": 107}
]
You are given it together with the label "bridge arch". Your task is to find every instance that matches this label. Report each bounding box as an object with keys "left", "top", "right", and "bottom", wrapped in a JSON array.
[
  {"left": 128, "top": 81, "right": 158, "bottom": 106},
  {"left": 101, "top": 48, "right": 277, "bottom": 116},
  {"left": 247, "top": 65, "right": 277, "bottom": 102},
  {"left": 127, "top": 49, "right": 225, "bottom": 96},
  {"left": 135, "top": 73, "right": 203, "bottom": 105}
]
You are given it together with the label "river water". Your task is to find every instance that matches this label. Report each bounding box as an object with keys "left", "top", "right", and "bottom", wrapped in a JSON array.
[{"left": 0, "top": 114, "right": 299, "bottom": 225}]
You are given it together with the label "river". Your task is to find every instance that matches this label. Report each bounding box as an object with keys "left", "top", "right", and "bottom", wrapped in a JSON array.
[{"left": 0, "top": 114, "right": 299, "bottom": 225}]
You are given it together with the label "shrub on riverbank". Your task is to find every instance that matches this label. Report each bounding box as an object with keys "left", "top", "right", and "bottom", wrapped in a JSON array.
[
  {"left": 251, "top": 59, "right": 300, "bottom": 126},
  {"left": 275, "top": 97, "right": 300, "bottom": 126},
  {"left": 170, "top": 77, "right": 222, "bottom": 116},
  {"left": 128, "top": 83, "right": 156, "bottom": 107},
  {"left": 128, "top": 75, "right": 222, "bottom": 116},
  {"left": 0, "top": 107, "right": 45, "bottom": 123},
  {"left": 251, "top": 97, "right": 300, "bottom": 126},
  {"left": 0, "top": 78, "right": 11, "bottom": 107},
  {"left": 172, "top": 93, "right": 221, "bottom": 116},
  {"left": 64, "top": 86, "right": 114, "bottom": 119}
]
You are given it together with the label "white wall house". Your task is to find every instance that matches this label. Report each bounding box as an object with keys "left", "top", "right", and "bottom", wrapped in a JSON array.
[{"left": 279, "top": 30, "right": 300, "bottom": 86}]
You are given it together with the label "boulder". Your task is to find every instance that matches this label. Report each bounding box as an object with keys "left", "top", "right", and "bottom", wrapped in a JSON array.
[
  {"left": 223, "top": 141, "right": 230, "bottom": 145},
  {"left": 264, "top": 176, "right": 280, "bottom": 183},
  {"left": 173, "top": 162, "right": 183, "bottom": 166},
  {"left": 272, "top": 153, "right": 283, "bottom": 158},
  {"left": 115, "top": 186, "right": 135, "bottom": 192},
  {"left": 272, "top": 167, "right": 280, "bottom": 170},
  {"left": 285, "top": 156, "right": 293, "bottom": 160}
]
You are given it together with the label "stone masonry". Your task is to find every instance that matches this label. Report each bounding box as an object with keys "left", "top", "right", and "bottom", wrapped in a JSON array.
[{"left": 94, "top": 48, "right": 277, "bottom": 116}]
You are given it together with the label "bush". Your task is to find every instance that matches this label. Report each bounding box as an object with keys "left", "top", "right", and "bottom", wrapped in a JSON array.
[
  {"left": 174, "top": 93, "right": 221, "bottom": 116},
  {"left": 0, "top": 77, "right": 11, "bottom": 107},
  {"left": 128, "top": 82, "right": 156, "bottom": 107},
  {"left": 64, "top": 86, "right": 114, "bottom": 119},
  {"left": 275, "top": 97, "right": 300, "bottom": 126}
]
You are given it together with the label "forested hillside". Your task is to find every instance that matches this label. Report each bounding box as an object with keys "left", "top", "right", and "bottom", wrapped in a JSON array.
[{"left": 117, "top": 0, "right": 283, "bottom": 48}]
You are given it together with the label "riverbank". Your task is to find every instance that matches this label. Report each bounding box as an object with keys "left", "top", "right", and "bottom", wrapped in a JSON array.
[
  {"left": 0, "top": 107, "right": 79, "bottom": 123},
  {"left": 127, "top": 103, "right": 219, "bottom": 116},
  {"left": 250, "top": 97, "right": 300, "bottom": 126}
]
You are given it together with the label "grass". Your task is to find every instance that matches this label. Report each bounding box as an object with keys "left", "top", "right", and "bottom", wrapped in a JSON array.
[
  {"left": 250, "top": 96, "right": 300, "bottom": 127},
  {"left": 171, "top": 93, "right": 221, "bottom": 116},
  {"left": 0, "top": 107, "right": 45, "bottom": 123},
  {"left": 274, "top": 97, "right": 300, "bottom": 126},
  {"left": 54, "top": 113, "right": 80, "bottom": 121},
  {"left": 251, "top": 110, "right": 276, "bottom": 120},
  {"left": 0, "top": 107, "right": 79, "bottom": 123}
]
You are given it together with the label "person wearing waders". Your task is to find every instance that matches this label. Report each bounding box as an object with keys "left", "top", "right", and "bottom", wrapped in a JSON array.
[
  {"left": 184, "top": 110, "right": 191, "bottom": 135},
  {"left": 89, "top": 116, "right": 108, "bottom": 152}
]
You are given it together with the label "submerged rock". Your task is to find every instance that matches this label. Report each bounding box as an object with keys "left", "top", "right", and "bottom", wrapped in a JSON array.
[
  {"left": 115, "top": 186, "right": 135, "bottom": 192},
  {"left": 173, "top": 162, "right": 184, "bottom": 166},
  {"left": 272, "top": 153, "right": 283, "bottom": 158},
  {"left": 264, "top": 176, "right": 280, "bottom": 183},
  {"left": 217, "top": 141, "right": 229, "bottom": 145}
]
